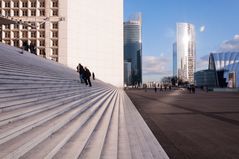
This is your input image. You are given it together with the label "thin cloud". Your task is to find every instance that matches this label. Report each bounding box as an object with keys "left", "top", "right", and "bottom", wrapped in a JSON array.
[
  {"left": 143, "top": 55, "right": 171, "bottom": 76},
  {"left": 218, "top": 34, "right": 239, "bottom": 52},
  {"left": 196, "top": 55, "right": 209, "bottom": 71}
]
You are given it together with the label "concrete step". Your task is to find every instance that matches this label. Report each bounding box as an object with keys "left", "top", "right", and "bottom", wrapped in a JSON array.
[
  {"left": 0, "top": 89, "right": 114, "bottom": 159},
  {"left": 78, "top": 90, "right": 118, "bottom": 159},
  {"left": 0, "top": 84, "right": 82, "bottom": 93},
  {"left": 0, "top": 88, "right": 106, "bottom": 126},
  {"left": 0, "top": 89, "right": 111, "bottom": 145},
  {"left": 0, "top": 64, "right": 68, "bottom": 79},
  {"left": 117, "top": 91, "right": 133, "bottom": 159},
  {"left": 0, "top": 86, "right": 84, "bottom": 101},
  {"left": 0, "top": 70, "right": 77, "bottom": 81},
  {"left": 0, "top": 86, "right": 100, "bottom": 111},
  {"left": 0, "top": 56, "right": 77, "bottom": 79},
  {"left": 0, "top": 74, "right": 78, "bottom": 83},
  {"left": 0, "top": 85, "right": 85, "bottom": 102},
  {"left": 100, "top": 91, "right": 120, "bottom": 159},
  {"left": 21, "top": 90, "right": 117, "bottom": 159}
]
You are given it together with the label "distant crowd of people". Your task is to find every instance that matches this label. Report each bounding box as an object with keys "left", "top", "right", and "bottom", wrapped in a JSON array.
[
  {"left": 76, "top": 63, "right": 95, "bottom": 87},
  {"left": 143, "top": 84, "right": 172, "bottom": 93},
  {"left": 22, "top": 41, "right": 37, "bottom": 55}
]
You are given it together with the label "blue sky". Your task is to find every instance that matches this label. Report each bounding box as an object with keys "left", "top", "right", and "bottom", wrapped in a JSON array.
[{"left": 124, "top": 0, "right": 239, "bottom": 82}]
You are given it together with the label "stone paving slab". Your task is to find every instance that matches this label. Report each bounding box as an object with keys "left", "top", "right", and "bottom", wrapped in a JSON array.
[{"left": 126, "top": 88, "right": 239, "bottom": 159}]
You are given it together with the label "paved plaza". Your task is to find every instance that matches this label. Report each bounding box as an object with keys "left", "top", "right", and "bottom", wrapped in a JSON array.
[{"left": 126, "top": 88, "right": 239, "bottom": 159}]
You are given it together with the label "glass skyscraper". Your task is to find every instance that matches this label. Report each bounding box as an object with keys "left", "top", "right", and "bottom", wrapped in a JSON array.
[
  {"left": 173, "top": 42, "right": 177, "bottom": 77},
  {"left": 176, "top": 23, "right": 196, "bottom": 83},
  {"left": 124, "top": 13, "right": 142, "bottom": 86}
]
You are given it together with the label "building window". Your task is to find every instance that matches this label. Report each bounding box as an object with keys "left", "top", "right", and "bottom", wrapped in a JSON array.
[
  {"left": 52, "top": 40, "right": 58, "bottom": 47},
  {"left": 52, "top": 0, "right": 58, "bottom": 7},
  {"left": 4, "top": 31, "right": 10, "bottom": 38},
  {"left": 22, "top": 1, "right": 28, "bottom": 7},
  {"left": 13, "top": 31, "right": 19, "bottom": 38},
  {"left": 52, "top": 9, "right": 58, "bottom": 16},
  {"left": 52, "top": 31, "right": 58, "bottom": 38},
  {"left": 13, "top": 40, "right": 19, "bottom": 47},
  {"left": 39, "top": 9, "right": 45, "bottom": 16},
  {"left": 39, "top": 23, "right": 45, "bottom": 29},
  {"left": 52, "top": 49, "right": 58, "bottom": 55},
  {"left": 5, "top": 1, "right": 10, "bottom": 7},
  {"left": 39, "top": 40, "right": 45, "bottom": 46},
  {"left": 22, "top": 31, "right": 28, "bottom": 38},
  {"left": 22, "top": 25, "right": 28, "bottom": 29},
  {"left": 4, "top": 24, "right": 10, "bottom": 30},
  {"left": 39, "top": 1, "right": 45, "bottom": 7},
  {"left": 13, "top": 10, "right": 19, "bottom": 16},
  {"left": 31, "top": 31, "right": 36, "bottom": 38},
  {"left": 14, "top": 2, "right": 19, "bottom": 7},
  {"left": 52, "top": 22, "right": 58, "bottom": 29},
  {"left": 31, "top": 1, "right": 36, "bottom": 7},
  {"left": 13, "top": 24, "right": 19, "bottom": 29},
  {"left": 39, "top": 49, "right": 46, "bottom": 56},
  {"left": 30, "top": 22, "right": 36, "bottom": 28},
  {"left": 22, "top": 9, "right": 28, "bottom": 16},
  {"left": 39, "top": 31, "right": 45, "bottom": 38},
  {"left": 4, "top": 40, "right": 11, "bottom": 45},
  {"left": 4, "top": 9, "right": 11, "bottom": 16},
  {"left": 31, "top": 10, "right": 36, "bottom": 16}
]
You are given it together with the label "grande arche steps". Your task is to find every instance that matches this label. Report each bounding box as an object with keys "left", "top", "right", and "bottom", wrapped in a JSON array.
[{"left": 0, "top": 43, "right": 169, "bottom": 159}]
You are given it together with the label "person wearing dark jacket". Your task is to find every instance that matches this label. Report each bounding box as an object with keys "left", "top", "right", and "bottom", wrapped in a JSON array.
[
  {"left": 85, "top": 67, "right": 92, "bottom": 87},
  {"left": 22, "top": 41, "right": 29, "bottom": 51},
  {"left": 29, "top": 42, "right": 37, "bottom": 55},
  {"left": 77, "top": 63, "right": 85, "bottom": 83}
]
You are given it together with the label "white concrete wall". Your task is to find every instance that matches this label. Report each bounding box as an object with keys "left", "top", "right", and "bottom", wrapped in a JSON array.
[
  {"left": 58, "top": 0, "right": 68, "bottom": 65},
  {"left": 61, "top": 0, "right": 123, "bottom": 87}
]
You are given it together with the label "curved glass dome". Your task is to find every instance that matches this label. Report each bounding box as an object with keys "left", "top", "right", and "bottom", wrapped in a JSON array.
[{"left": 209, "top": 52, "right": 239, "bottom": 87}]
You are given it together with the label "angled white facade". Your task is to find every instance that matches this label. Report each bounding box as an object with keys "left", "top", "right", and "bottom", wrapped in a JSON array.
[
  {"left": 59, "top": 0, "right": 123, "bottom": 87},
  {"left": 0, "top": 0, "right": 123, "bottom": 87}
]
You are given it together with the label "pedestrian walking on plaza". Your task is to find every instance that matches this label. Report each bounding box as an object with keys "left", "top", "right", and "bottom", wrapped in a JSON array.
[
  {"left": 192, "top": 85, "right": 195, "bottom": 94},
  {"left": 85, "top": 67, "right": 92, "bottom": 87},
  {"left": 154, "top": 86, "right": 157, "bottom": 93},
  {"left": 144, "top": 84, "right": 147, "bottom": 92},
  {"left": 160, "top": 85, "right": 163, "bottom": 91}
]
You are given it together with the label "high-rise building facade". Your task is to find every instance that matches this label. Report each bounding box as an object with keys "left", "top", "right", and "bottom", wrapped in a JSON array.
[
  {"left": 124, "top": 13, "right": 142, "bottom": 86},
  {"left": 0, "top": 0, "right": 61, "bottom": 61},
  {"left": 0, "top": 0, "right": 123, "bottom": 87},
  {"left": 176, "top": 23, "right": 196, "bottom": 83},
  {"left": 173, "top": 42, "right": 177, "bottom": 77}
]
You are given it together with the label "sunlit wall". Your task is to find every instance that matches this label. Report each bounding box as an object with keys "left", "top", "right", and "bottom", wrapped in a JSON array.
[{"left": 59, "top": 0, "right": 123, "bottom": 87}]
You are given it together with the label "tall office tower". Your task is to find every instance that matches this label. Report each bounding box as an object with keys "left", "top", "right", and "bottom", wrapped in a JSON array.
[
  {"left": 0, "top": 0, "right": 123, "bottom": 87},
  {"left": 176, "top": 23, "right": 196, "bottom": 83},
  {"left": 173, "top": 42, "right": 177, "bottom": 77},
  {"left": 124, "top": 13, "right": 142, "bottom": 86}
]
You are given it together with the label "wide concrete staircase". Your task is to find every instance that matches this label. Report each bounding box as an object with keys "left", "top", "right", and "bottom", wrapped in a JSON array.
[{"left": 0, "top": 43, "right": 169, "bottom": 159}]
